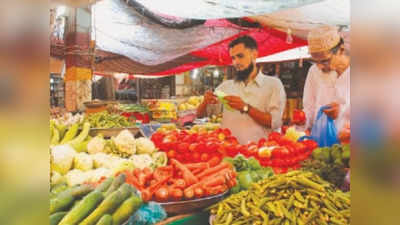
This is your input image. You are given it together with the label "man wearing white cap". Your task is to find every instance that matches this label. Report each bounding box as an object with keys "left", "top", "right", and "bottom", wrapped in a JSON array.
[{"left": 302, "top": 25, "right": 350, "bottom": 140}]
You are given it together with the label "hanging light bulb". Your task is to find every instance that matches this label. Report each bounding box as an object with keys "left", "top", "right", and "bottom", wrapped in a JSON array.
[{"left": 286, "top": 28, "right": 293, "bottom": 44}]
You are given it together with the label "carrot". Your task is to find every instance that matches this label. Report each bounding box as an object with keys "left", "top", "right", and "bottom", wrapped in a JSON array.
[
  {"left": 173, "top": 179, "right": 186, "bottom": 189},
  {"left": 203, "top": 175, "right": 226, "bottom": 188},
  {"left": 155, "top": 187, "right": 169, "bottom": 202},
  {"left": 133, "top": 168, "right": 141, "bottom": 178},
  {"left": 194, "top": 187, "right": 204, "bottom": 198},
  {"left": 184, "top": 188, "right": 194, "bottom": 199},
  {"left": 170, "top": 188, "right": 183, "bottom": 201},
  {"left": 154, "top": 167, "right": 174, "bottom": 181},
  {"left": 171, "top": 159, "right": 198, "bottom": 186},
  {"left": 196, "top": 162, "right": 231, "bottom": 180},
  {"left": 208, "top": 156, "right": 221, "bottom": 167},
  {"left": 199, "top": 168, "right": 234, "bottom": 182},
  {"left": 206, "top": 184, "right": 227, "bottom": 196},
  {"left": 185, "top": 162, "right": 209, "bottom": 171},
  {"left": 141, "top": 174, "right": 172, "bottom": 202}
]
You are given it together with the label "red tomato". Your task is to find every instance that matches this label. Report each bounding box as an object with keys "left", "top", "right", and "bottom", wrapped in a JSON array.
[
  {"left": 226, "top": 144, "right": 239, "bottom": 157},
  {"left": 281, "top": 125, "right": 289, "bottom": 135},
  {"left": 225, "top": 136, "right": 238, "bottom": 145},
  {"left": 217, "top": 146, "right": 227, "bottom": 156},
  {"left": 221, "top": 128, "right": 231, "bottom": 136},
  {"left": 292, "top": 109, "right": 306, "bottom": 124},
  {"left": 268, "top": 132, "right": 282, "bottom": 142},
  {"left": 200, "top": 153, "right": 210, "bottom": 162},
  {"left": 167, "top": 150, "right": 176, "bottom": 159},
  {"left": 177, "top": 143, "right": 190, "bottom": 153},
  {"left": 193, "top": 152, "right": 201, "bottom": 162},
  {"left": 278, "top": 136, "right": 294, "bottom": 146},
  {"left": 294, "top": 142, "right": 307, "bottom": 154},
  {"left": 183, "top": 153, "right": 192, "bottom": 162},
  {"left": 188, "top": 143, "right": 197, "bottom": 152},
  {"left": 301, "top": 140, "right": 318, "bottom": 151},
  {"left": 258, "top": 138, "right": 267, "bottom": 148},
  {"left": 195, "top": 142, "right": 206, "bottom": 153},
  {"left": 206, "top": 142, "right": 219, "bottom": 154}
]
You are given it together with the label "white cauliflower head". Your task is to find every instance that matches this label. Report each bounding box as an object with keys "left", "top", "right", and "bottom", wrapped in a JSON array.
[
  {"left": 86, "top": 168, "right": 112, "bottom": 183},
  {"left": 112, "top": 129, "right": 136, "bottom": 155},
  {"left": 66, "top": 169, "right": 89, "bottom": 186},
  {"left": 135, "top": 137, "right": 156, "bottom": 154},
  {"left": 74, "top": 152, "right": 93, "bottom": 171},
  {"left": 51, "top": 145, "right": 76, "bottom": 175},
  {"left": 87, "top": 135, "right": 106, "bottom": 154},
  {"left": 130, "top": 154, "right": 154, "bottom": 170}
]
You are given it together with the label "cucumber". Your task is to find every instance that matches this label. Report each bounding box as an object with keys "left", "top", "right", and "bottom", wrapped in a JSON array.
[
  {"left": 95, "top": 177, "right": 114, "bottom": 193},
  {"left": 95, "top": 214, "right": 113, "bottom": 225},
  {"left": 70, "top": 185, "right": 94, "bottom": 198},
  {"left": 112, "top": 195, "right": 143, "bottom": 225},
  {"left": 50, "top": 212, "right": 67, "bottom": 225},
  {"left": 79, "top": 190, "right": 129, "bottom": 225},
  {"left": 58, "top": 191, "right": 104, "bottom": 225},
  {"left": 50, "top": 192, "right": 74, "bottom": 214},
  {"left": 104, "top": 174, "right": 126, "bottom": 196},
  {"left": 118, "top": 183, "right": 134, "bottom": 200}
]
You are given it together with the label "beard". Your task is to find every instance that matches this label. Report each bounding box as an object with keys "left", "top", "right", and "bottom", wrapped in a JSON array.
[{"left": 235, "top": 63, "right": 254, "bottom": 82}]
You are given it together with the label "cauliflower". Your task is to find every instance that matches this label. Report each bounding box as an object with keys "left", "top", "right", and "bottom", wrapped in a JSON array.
[
  {"left": 87, "top": 135, "right": 106, "bottom": 154},
  {"left": 86, "top": 168, "right": 112, "bottom": 183},
  {"left": 130, "top": 154, "right": 154, "bottom": 170},
  {"left": 135, "top": 137, "right": 156, "bottom": 154},
  {"left": 74, "top": 152, "right": 93, "bottom": 171},
  {"left": 50, "top": 144, "right": 76, "bottom": 175},
  {"left": 65, "top": 169, "right": 89, "bottom": 186},
  {"left": 92, "top": 153, "right": 113, "bottom": 169},
  {"left": 112, "top": 159, "right": 135, "bottom": 175},
  {"left": 112, "top": 129, "right": 136, "bottom": 155},
  {"left": 51, "top": 171, "right": 66, "bottom": 186}
]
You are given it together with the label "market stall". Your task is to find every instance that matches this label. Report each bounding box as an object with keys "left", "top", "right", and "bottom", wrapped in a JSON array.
[{"left": 50, "top": 0, "right": 350, "bottom": 224}]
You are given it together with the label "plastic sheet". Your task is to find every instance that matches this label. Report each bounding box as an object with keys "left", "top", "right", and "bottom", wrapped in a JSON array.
[
  {"left": 127, "top": 201, "right": 167, "bottom": 225},
  {"left": 92, "top": 0, "right": 241, "bottom": 65}
]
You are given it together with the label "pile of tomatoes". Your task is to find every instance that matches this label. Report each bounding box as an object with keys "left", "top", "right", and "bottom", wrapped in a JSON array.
[{"left": 151, "top": 128, "right": 318, "bottom": 174}]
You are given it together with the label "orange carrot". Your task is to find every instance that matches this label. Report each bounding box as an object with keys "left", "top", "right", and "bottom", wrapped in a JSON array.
[
  {"left": 194, "top": 187, "right": 204, "bottom": 198},
  {"left": 184, "top": 188, "right": 194, "bottom": 199},
  {"left": 206, "top": 184, "right": 227, "bottom": 196},
  {"left": 141, "top": 174, "right": 171, "bottom": 202},
  {"left": 185, "top": 162, "right": 209, "bottom": 171},
  {"left": 208, "top": 156, "right": 221, "bottom": 167},
  {"left": 196, "top": 162, "right": 231, "bottom": 180},
  {"left": 171, "top": 159, "right": 198, "bottom": 186},
  {"left": 170, "top": 188, "right": 183, "bottom": 201},
  {"left": 203, "top": 175, "right": 226, "bottom": 188}
]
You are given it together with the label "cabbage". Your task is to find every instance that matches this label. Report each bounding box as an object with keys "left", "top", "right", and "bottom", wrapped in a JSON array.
[
  {"left": 112, "top": 129, "right": 136, "bottom": 155},
  {"left": 112, "top": 159, "right": 135, "bottom": 175},
  {"left": 51, "top": 145, "right": 77, "bottom": 175},
  {"left": 130, "top": 154, "right": 154, "bottom": 170},
  {"left": 152, "top": 152, "right": 168, "bottom": 167},
  {"left": 86, "top": 168, "right": 112, "bottom": 183},
  {"left": 87, "top": 135, "right": 106, "bottom": 154},
  {"left": 74, "top": 152, "right": 93, "bottom": 171},
  {"left": 136, "top": 137, "right": 156, "bottom": 154},
  {"left": 65, "top": 169, "right": 89, "bottom": 186}
]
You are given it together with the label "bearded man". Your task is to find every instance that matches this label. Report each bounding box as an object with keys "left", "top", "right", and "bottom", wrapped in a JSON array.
[{"left": 197, "top": 35, "right": 286, "bottom": 144}]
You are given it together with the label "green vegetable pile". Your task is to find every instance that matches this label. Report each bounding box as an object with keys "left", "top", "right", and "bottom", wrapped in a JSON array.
[
  {"left": 223, "top": 155, "right": 274, "bottom": 194},
  {"left": 118, "top": 104, "right": 149, "bottom": 113},
  {"left": 210, "top": 171, "right": 350, "bottom": 225},
  {"left": 50, "top": 174, "right": 143, "bottom": 225},
  {"left": 302, "top": 144, "right": 350, "bottom": 189},
  {"left": 86, "top": 112, "right": 134, "bottom": 129}
]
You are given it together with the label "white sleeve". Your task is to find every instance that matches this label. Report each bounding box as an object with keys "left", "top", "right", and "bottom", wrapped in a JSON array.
[
  {"left": 303, "top": 66, "right": 317, "bottom": 129},
  {"left": 267, "top": 79, "right": 286, "bottom": 130}
]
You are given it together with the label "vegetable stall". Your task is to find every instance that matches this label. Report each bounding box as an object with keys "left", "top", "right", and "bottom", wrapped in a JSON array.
[{"left": 50, "top": 0, "right": 350, "bottom": 224}]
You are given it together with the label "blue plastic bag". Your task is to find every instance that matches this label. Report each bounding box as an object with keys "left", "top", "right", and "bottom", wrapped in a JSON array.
[
  {"left": 127, "top": 202, "right": 167, "bottom": 225},
  {"left": 310, "top": 105, "right": 339, "bottom": 147}
]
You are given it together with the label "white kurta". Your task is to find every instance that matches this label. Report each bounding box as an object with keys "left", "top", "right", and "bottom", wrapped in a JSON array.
[
  {"left": 216, "top": 73, "right": 286, "bottom": 145},
  {"left": 303, "top": 65, "right": 350, "bottom": 131}
]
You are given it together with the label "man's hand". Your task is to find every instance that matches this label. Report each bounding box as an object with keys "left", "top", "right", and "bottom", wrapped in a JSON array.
[
  {"left": 224, "top": 95, "right": 246, "bottom": 111},
  {"left": 323, "top": 102, "right": 340, "bottom": 119},
  {"left": 203, "top": 91, "right": 218, "bottom": 104}
]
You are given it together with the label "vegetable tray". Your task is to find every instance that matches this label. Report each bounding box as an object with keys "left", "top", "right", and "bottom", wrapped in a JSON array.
[{"left": 157, "top": 191, "right": 229, "bottom": 215}]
